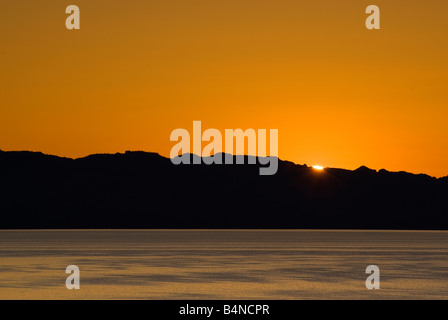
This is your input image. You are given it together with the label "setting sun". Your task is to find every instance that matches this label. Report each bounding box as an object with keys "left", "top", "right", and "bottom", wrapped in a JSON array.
[{"left": 312, "top": 165, "right": 324, "bottom": 170}]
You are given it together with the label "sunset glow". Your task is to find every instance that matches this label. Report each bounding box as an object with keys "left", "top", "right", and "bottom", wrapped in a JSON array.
[{"left": 1, "top": 1, "right": 447, "bottom": 177}]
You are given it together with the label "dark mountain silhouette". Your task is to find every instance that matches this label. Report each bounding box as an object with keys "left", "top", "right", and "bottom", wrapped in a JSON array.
[{"left": 0, "top": 149, "right": 447, "bottom": 229}]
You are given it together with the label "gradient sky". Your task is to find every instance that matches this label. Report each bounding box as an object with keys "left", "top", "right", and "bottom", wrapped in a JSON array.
[{"left": 1, "top": 0, "right": 447, "bottom": 177}]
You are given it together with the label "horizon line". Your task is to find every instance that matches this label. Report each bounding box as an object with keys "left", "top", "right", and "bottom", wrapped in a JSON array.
[{"left": 1, "top": 148, "right": 446, "bottom": 179}]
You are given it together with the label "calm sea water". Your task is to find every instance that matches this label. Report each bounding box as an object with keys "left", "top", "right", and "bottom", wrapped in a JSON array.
[{"left": 0, "top": 230, "right": 447, "bottom": 299}]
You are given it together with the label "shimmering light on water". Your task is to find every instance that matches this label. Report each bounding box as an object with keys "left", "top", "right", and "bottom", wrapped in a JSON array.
[{"left": 0, "top": 230, "right": 447, "bottom": 299}]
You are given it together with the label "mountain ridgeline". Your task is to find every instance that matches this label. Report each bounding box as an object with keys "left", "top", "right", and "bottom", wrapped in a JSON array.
[{"left": 0, "top": 150, "right": 447, "bottom": 229}]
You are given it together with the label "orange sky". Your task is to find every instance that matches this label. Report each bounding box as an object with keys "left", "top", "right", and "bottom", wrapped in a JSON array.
[{"left": 1, "top": 0, "right": 447, "bottom": 177}]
